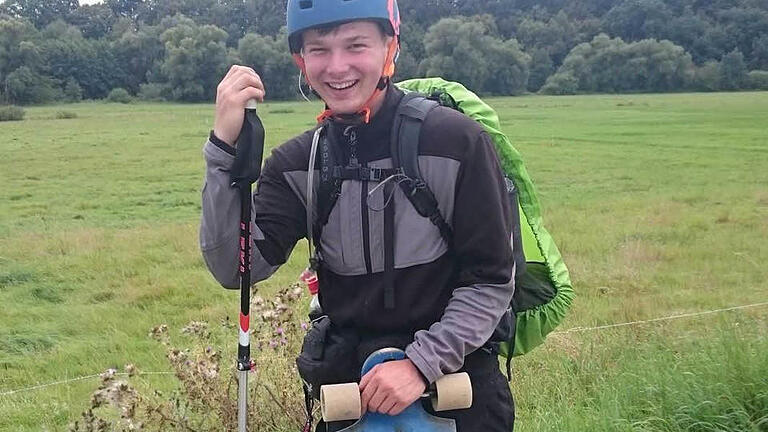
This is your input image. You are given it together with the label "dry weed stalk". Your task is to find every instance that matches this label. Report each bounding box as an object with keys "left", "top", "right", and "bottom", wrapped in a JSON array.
[{"left": 71, "top": 284, "right": 311, "bottom": 431}]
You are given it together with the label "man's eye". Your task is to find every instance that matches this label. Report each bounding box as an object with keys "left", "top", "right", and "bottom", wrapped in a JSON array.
[{"left": 350, "top": 44, "right": 366, "bottom": 50}]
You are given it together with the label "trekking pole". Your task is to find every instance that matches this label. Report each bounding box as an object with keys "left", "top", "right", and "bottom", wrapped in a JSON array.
[{"left": 230, "top": 98, "right": 265, "bottom": 432}]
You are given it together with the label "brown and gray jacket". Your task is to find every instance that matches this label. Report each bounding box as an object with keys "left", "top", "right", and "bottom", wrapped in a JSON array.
[{"left": 200, "top": 86, "right": 515, "bottom": 384}]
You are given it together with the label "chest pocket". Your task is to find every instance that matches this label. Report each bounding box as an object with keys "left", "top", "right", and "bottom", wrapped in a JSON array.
[{"left": 318, "top": 156, "right": 460, "bottom": 277}]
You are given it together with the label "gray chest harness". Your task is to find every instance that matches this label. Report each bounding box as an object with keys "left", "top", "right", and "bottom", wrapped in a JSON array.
[{"left": 305, "top": 93, "right": 457, "bottom": 311}]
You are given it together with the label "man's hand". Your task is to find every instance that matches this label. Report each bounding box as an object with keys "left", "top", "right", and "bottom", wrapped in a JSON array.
[
  {"left": 359, "top": 359, "right": 427, "bottom": 416},
  {"left": 212, "top": 65, "right": 266, "bottom": 147}
]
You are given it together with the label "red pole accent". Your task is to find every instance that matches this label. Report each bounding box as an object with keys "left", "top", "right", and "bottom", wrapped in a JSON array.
[{"left": 240, "top": 312, "right": 249, "bottom": 332}]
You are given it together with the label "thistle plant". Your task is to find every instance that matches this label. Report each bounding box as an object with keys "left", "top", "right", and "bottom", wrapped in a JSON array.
[{"left": 71, "top": 283, "right": 312, "bottom": 431}]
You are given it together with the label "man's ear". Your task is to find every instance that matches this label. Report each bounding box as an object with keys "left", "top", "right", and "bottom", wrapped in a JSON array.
[{"left": 293, "top": 53, "right": 305, "bottom": 70}]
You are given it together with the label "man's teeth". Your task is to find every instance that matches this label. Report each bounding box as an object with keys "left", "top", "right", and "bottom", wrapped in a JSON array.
[{"left": 328, "top": 80, "right": 357, "bottom": 90}]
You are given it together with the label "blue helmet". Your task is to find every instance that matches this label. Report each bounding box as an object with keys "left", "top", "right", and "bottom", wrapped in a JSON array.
[{"left": 287, "top": 0, "right": 400, "bottom": 53}]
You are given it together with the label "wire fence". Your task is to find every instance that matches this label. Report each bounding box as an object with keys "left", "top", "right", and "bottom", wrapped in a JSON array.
[
  {"left": 0, "top": 372, "right": 175, "bottom": 397},
  {"left": 553, "top": 301, "right": 768, "bottom": 334},
  {"left": 2, "top": 300, "right": 766, "bottom": 397}
]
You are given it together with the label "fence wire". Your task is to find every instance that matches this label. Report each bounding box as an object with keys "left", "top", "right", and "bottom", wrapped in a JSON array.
[{"left": 2, "top": 300, "right": 766, "bottom": 397}]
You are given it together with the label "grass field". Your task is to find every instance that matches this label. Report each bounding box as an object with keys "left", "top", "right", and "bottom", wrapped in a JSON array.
[{"left": 1, "top": 91, "right": 767, "bottom": 431}]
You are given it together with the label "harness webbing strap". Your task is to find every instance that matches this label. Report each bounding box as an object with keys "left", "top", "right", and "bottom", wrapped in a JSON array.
[
  {"left": 301, "top": 382, "right": 313, "bottom": 432},
  {"left": 306, "top": 127, "right": 323, "bottom": 270},
  {"left": 315, "top": 127, "right": 342, "bottom": 235},
  {"left": 332, "top": 166, "right": 402, "bottom": 182},
  {"left": 383, "top": 181, "right": 396, "bottom": 310},
  {"left": 425, "top": 198, "right": 454, "bottom": 247},
  {"left": 505, "top": 312, "right": 516, "bottom": 381}
]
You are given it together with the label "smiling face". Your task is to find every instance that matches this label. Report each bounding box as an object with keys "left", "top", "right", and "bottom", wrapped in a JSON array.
[{"left": 301, "top": 21, "right": 392, "bottom": 116}]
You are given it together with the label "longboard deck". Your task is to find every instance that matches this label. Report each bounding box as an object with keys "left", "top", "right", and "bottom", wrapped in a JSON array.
[{"left": 334, "top": 348, "right": 457, "bottom": 432}]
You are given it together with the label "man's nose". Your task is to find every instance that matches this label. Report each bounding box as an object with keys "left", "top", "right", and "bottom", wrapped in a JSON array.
[{"left": 325, "top": 49, "right": 350, "bottom": 76}]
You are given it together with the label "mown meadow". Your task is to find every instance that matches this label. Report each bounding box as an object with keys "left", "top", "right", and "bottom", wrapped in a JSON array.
[{"left": 1, "top": 91, "right": 767, "bottom": 431}]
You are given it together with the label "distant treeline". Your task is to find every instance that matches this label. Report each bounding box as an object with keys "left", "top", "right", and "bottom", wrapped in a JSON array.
[{"left": 1, "top": 0, "right": 768, "bottom": 105}]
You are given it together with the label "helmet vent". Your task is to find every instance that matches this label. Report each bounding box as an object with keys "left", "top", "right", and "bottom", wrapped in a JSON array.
[{"left": 299, "top": 0, "right": 312, "bottom": 9}]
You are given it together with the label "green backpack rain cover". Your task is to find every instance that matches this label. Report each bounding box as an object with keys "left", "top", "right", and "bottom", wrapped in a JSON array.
[{"left": 395, "top": 77, "right": 574, "bottom": 357}]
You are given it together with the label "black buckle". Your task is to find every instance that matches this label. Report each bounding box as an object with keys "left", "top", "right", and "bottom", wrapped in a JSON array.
[
  {"left": 369, "top": 167, "right": 382, "bottom": 181},
  {"left": 309, "top": 257, "right": 321, "bottom": 271},
  {"left": 360, "top": 166, "right": 371, "bottom": 181}
]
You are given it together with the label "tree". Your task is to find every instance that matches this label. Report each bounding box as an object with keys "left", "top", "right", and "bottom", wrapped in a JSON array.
[
  {"left": 420, "top": 15, "right": 529, "bottom": 95},
  {"left": 237, "top": 29, "right": 296, "bottom": 100},
  {"left": 398, "top": 0, "right": 458, "bottom": 30},
  {"left": 539, "top": 71, "right": 578, "bottom": 94},
  {"left": 105, "top": 0, "right": 144, "bottom": 21},
  {"left": 1, "top": 0, "right": 79, "bottom": 28},
  {"left": 747, "top": 70, "right": 768, "bottom": 90},
  {"left": 109, "top": 16, "right": 136, "bottom": 39},
  {"left": 5, "top": 65, "right": 62, "bottom": 103},
  {"left": 719, "top": 49, "right": 748, "bottom": 90},
  {"left": 483, "top": 38, "right": 530, "bottom": 95},
  {"left": 37, "top": 20, "right": 127, "bottom": 99},
  {"left": 663, "top": 8, "right": 710, "bottom": 63},
  {"left": 160, "top": 16, "right": 231, "bottom": 101},
  {"left": 601, "top": 0, "right": 672, "bottom": 41},
  {"left": 527, "top": 48, "right": 554, "bottom": 92},
  {"left": 1, "top": 0, "right": 766, "bottom": 103},
  {"left": 716, "top": 7, "right": 768, "bottom": 68},
  {"left": 516, "top": 18, "right": 548, "bottom": 49},
  {"left": 66, "top": 4, "right": 115, "bottom": 38},
  {"left": 420, "top": 17, "right": 491, "bottom": 94},
  {"left": 63, "top": 76, "right": 83, "bottom": 101},
  {"left": 0, "top": 18, "right": 41, "bottom": 81},
  {"left": 516, "top": 10, "right": 578, "bottom": 65},
  {"left": 208, "top": 0, "right": 258, "bottom": 46},
  {"left": 252, "top": 0, "right": 287, "bottom": 37},
  {"left": 546, "top": 34, "right": 695, "bottom": 93},
  {"left": 40, "top": 17, "right": 82, "bottom": 39},
  {"left": 692, "top": 60, "right": 721, "bottom": 91},
  {"left": 394, "top": 22, "right": 426, "bottom": 82},
  {"left": 623, "top": 39, "right": 695, "bottom": 91},
  {"left": 564, "top": 0, "right": 621, "bottom": 19},
  {"left": 750, "top": 34, "right": 768, "bottom": 71},
  {"left": 112, "top": 24, "right": 164, "bottom": 93}
]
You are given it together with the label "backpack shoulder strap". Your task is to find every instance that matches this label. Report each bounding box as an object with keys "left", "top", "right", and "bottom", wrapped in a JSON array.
[
  {"left": 391, "top": 93, "right": 453, "bottom": 245},
  {"left": 391, "top": 93, "right": 439, "bottom": 178}
]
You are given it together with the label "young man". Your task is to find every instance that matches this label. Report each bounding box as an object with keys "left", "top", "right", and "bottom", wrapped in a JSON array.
[{"left": 200, "top": 1, "right": 516, "bottom": 430}]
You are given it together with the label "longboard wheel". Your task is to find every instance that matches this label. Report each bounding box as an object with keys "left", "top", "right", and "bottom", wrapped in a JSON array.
[
  {"left": 431, "top": 372, "right": 473, "bottom": 411},
  {"left": 320, "top": 383, "right": 361, "bottom": 422}
]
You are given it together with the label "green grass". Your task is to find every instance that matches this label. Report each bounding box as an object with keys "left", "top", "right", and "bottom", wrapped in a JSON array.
[{"left": 0, "top": 93, "right": 767, "bottom": 431}]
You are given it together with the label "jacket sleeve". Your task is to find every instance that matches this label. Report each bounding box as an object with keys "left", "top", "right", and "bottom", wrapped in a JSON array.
[
  {"left": 199, "top": 138, "right": 307, "bottom": 289},
  {"left": 405, "top": 131, "right": 516, "bottom": 384}
]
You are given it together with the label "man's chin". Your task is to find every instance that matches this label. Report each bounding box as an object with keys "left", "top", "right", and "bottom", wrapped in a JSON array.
[{"left": 326, "top": 101, "right": 364, "bottom": 115}]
